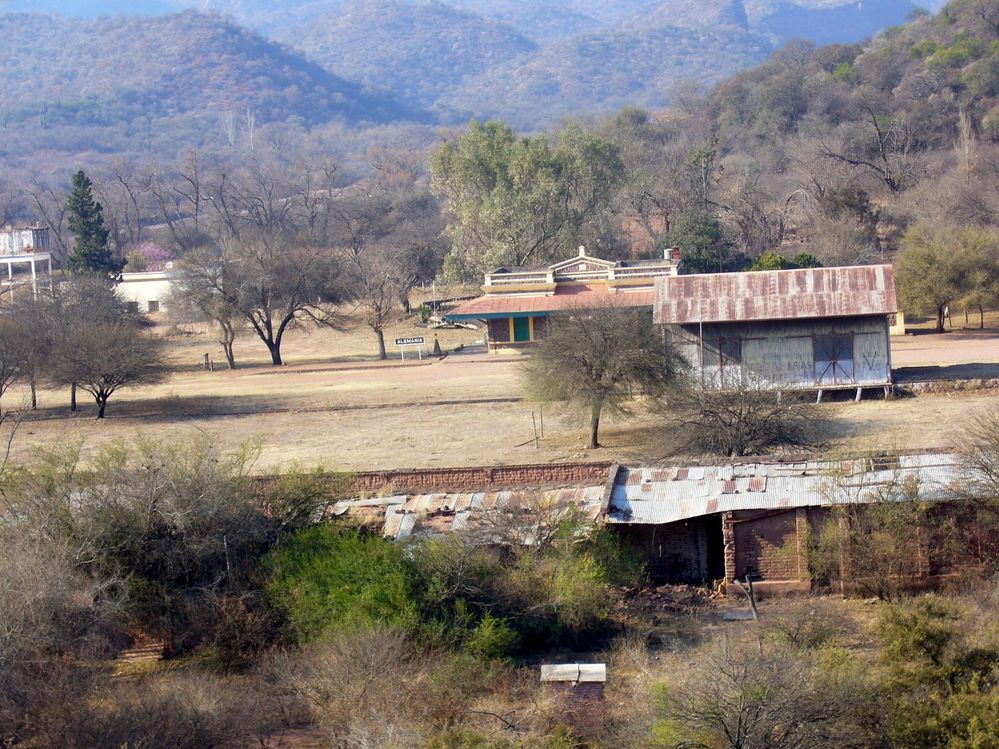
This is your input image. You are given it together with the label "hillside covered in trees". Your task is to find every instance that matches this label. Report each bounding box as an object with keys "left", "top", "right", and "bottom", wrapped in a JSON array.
[
  {"left": 0, "top": 0, "right": 926, "bottom": 148},
  {"left": 0, "top": 11, "right": 426, "bottom": 170}
]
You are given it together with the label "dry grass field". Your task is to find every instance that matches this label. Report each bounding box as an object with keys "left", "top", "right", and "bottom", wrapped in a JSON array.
[{"left": 5, "top": 313, "right": 999, "bottom": 473}]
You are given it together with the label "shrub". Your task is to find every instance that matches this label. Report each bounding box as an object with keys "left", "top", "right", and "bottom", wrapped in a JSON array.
[
  {"left": 651, "top": 634, "right": 878, "bottom": 749},
  {"left": 37, "top": 670, "right": 279, "bottom": 749},
  {"left": 265, "top": 524, "right": 420, "bottom": 641},
  {"left": 878, "top": 596, "right": 999, "bottom": 749},
  {"left": 464, "top": 614, "right": 519, "bottom": 660},
  {"left": 666, "top": 384, "right": 818, "bottom": 457}
]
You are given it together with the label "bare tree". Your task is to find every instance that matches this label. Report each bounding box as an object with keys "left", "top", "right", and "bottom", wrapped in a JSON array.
[
  {"left": 150, "top": 152, "right": 211, "bottom": 253},
  {"left": 0, "top": 178, "right": 24, "bottom": 227},
  {"left": 954, "top": 404, "right": 999, "bottom": 515},
  {"left": 330, "top": 190, "right": 408, "bottom": 359},
  {"left": 5, "top": 298, "right": 55, "bottom": 410},
  {"left": 821, "top": 107, "right": 921, "bottom": 196},
  {"left": 25, "top": 184, "right": 70, "bottom": 265},
  {"left": 172, "top": 247, "right": 245, "bottom": 368},
  {"left": 295, "top": 159, "right": 340, "bottom": 246},
  {"left": 46, "top": 282, "right": 166, "bottom": 417},
  {"left": 178, "top": 234, "right": 346, "bottom": 365},
  {"left": 524, "top": 304, "right": 686, "bottom": 449}
]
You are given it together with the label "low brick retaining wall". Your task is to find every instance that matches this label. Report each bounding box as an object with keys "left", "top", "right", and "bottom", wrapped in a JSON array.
[
  {"left": 349, "top": 461, "right": 613, "bottom": 494},
  {"left": 902, "top": 378, "right": 999, "bottom": 394}
]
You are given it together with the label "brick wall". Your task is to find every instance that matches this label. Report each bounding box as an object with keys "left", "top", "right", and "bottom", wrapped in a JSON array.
[
  {"left": 616, "top": 517, "right": 722, "bottom": 583},
  {"left": 545, "top": 682, "right": 605, "bottom": 739},
  {"left": 348, "top": 461, "right": 614, "bottom": 494},
  {"left": 487, "top": 318, "right": 510, "bottom": 343},
  {"left": 724, "top": 508, "right": 809, "bottom": 580},
  {"left": 723, "top": 504, "right": 994, "bottom": 592},
  {"left": 728, "top": 509, "right": 807, "bottom": 582}
]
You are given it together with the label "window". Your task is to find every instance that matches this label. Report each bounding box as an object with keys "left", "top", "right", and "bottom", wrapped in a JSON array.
[
  {"left": 147, "top": 300, "right": 160, "bottom": 313},
  {"left": 813, "top": 333, "right": 854, "bottom": 384},
  {"left": 125, "top": 301, "right": 139, "bottom": 314}
]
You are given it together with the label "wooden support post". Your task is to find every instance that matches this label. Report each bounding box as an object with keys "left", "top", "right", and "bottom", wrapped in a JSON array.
[
  {"left": 816, "top": 389, "right": 824, "bottom": 404},
  {"left": 854, "top": 386, "right": 862, "bottom": 402}
]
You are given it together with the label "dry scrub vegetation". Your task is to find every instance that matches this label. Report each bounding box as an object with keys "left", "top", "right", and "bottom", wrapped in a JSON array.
[{"left": 4, "top": 407, "right": 999, "bottom": 746}]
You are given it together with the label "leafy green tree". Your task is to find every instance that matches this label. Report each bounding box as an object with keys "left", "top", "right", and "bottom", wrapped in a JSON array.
[
  {"left": 956, "top": 227, "right": 999, "bottom": 328},
  {"left": 664, "top": 210, "right": 748, "bottom": 274},
  {"left": 791, "top": 252, "right": 822, "bottom": 268},
  {"left": 65, "top": 170, "right": 122, "bottom": 279},
  {"left": 750, "top": 250, "right": 792, "bottom": 271},
  {"left": 896, "top": 223, "right": 967, "bottom": 332},
  {"left": 749, "top": 251, "right": 822, "bottom": 272},
  {"left": 524, "top": 305, "right": 686, "bottom": 449},
  {"left": 432, "top": 120, "right": 625, "bottom": 280}
]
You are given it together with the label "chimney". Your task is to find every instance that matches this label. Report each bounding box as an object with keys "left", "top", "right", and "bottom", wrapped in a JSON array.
[{"left": 578, "top": 245, "right": 586, "bottom": 257}]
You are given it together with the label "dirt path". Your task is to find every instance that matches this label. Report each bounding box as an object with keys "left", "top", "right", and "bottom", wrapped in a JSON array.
[{"left": 892, "top": 328, "right": 999, "bottom": 368}]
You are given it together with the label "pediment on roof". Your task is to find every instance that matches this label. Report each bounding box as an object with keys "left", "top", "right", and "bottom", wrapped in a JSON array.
[{"left": 550, "top": 255, "right": 615, "bottom": 275}]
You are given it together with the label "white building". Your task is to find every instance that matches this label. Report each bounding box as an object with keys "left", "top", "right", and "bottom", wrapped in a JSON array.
[
  {"left": 0, "top": 224, "right": 51, "bottom": 256},
  {"left": 117, "top": 269, "right": 180, "bottom": 314},
  {"left": 0, "top": 224, "right": 53, "bottom": 298}
]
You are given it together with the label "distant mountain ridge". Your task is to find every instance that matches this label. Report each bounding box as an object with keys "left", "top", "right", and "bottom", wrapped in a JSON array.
[
  {"left": 273, "top": 0, "right": 538, "bottom": 111},
  {"left": 0, "top": 0, "right": 927, "bottom": 144},
  {"left": 0, "top": 11, "right": 427, "bottom": 167}
]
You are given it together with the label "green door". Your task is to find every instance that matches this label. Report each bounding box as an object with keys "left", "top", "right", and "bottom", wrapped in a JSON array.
[{"left": 513, "top": 317, "right": 531, "bottom": 342}]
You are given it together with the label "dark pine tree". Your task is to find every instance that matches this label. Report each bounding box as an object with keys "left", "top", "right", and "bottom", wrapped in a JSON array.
[{"left": 66, "top": 170, "right": 123, "bottom": 279}]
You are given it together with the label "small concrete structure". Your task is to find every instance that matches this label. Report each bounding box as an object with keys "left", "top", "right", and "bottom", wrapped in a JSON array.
[
  {"left": 541, "top": 664, "right": 606, "bottom": 738},
  {"left": 117, "top": 269, "right": 179, "bottom": 313},
  {"left": 0, "top": 224, "right": 50, "bottom": 256}
]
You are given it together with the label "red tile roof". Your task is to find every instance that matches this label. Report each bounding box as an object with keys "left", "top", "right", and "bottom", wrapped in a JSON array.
[
  {"left": 655, "top": 265, "right": 897, "bottom": 325},
  {"left": 447, "top": 285, "right": 655, "bottom": 319}
]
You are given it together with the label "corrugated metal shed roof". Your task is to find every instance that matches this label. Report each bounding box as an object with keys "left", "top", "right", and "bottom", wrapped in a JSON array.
[
  {"left": 654, "top": 265, "right": 897, "bottom": 325},
  {"left": 447, "top": 286, "right": 654, "bottom": 320},
  {"left": 606, "top": 454, "right": 960, "bottom": 525},
  {"left": 334, "top": 454, "right": 963, "bottom": 535}
]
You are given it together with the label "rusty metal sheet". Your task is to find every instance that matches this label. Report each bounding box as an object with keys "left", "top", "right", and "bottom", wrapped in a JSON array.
[
  {"left": 449, "top": 287, "right": 655, "bottom": 319},
  {"left": 655, "top": 265, "right": 897, "bottom": 325},
  {"left": 605, "top": 454, "right": 960, "bottom": 526}
]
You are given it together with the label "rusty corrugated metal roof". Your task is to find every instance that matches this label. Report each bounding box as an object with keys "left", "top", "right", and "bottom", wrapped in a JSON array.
[
  {"left": 335, "top": 454, "right": 960, "bottom": 535},
  {"left": 447, "top": 287, "right": 655, "bottom": 319},
  {"left": 605, "top": 454, "right": 959, "bottom": 525},
  {"left": 654, "top": 265, "right": 897, "bottom": 325}
]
